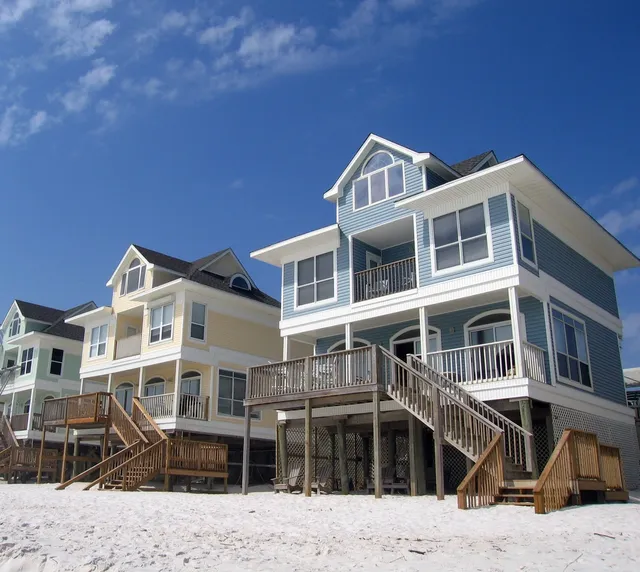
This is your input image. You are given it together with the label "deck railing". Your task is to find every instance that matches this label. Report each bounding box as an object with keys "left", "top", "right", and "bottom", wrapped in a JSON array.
[
  {"left": 9, "top": 413, "right": 29, "bottom": 432},
  {"left": 457, "top": 433, "right": 505, "bottom": 509},
  {"left": 140, "top": 393, "right": 174, "bottom": 418},
  {"left": 522, "top": 341, "right": 547, "bottom": 383},
  {"left": 353, "top": 257, "right": 416, "bottom": 303},
  {"left": 31, "top": 413, "right": 43, "bottom": 431},
  {"left": 115, "top": 333, "right": 142, "bottom": 360},
  {"left": 248, "top": 346, "right": 375, "bottom": 400},
  {"left": 167, "top": 439, "right": 228, "bottom": 474},
  {"left": 0, "top": 414, "right": 18, "bottom": 448},
  {"left": 139, "top": 393, "right": 210, "bottom": 421}
]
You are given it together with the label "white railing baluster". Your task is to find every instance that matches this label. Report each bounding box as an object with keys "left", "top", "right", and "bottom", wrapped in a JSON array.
[{"left": 353, "top": 257, "right": 416, "bottom": 303}]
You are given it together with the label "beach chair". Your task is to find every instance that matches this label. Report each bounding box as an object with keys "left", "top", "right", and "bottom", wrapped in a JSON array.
[
  {"left": 272, "top": 466, "right": 302, "bottom": 493},
  {"left": 367, "top": 466, "right": 409, "bottom": 494},
  {"left": 311, "top": 466, "right": 333, "bottom": 494}
]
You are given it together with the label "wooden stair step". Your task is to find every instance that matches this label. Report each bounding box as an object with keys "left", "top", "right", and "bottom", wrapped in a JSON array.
[
  {"left": 495, "top": 493, "right": 534, "bottom": 500},
  {"left": 491, "top": 500, "right": 535, "bottom": 507},
  {"left": 502, "top": 480, "right": 537, "bottom": 489}
]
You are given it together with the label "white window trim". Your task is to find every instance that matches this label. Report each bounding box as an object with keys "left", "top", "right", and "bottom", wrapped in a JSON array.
[
  {"left": 517, "top": 199, "right": 538, "bottom": 269},
  {"left": 326, "top": 337, "right": 371, "bottom": 353},
  {"left": 143, "top": 377, "right": 167, "bottom": 397},
  {"left": 550, "top": 305, "right": 594, "bottom": 393},
  {"left": 49, "top": 348, "right": 64, "bottom": 377},
  {"left": 352, "top": 156, "right": 406, "bottom": 211},
  {"left": 189, "top": 301, "right": 207, "bottom": 344},
  {"left": 389, "top": 325, "right": 441, "bottom": 355},
  {"left": 365, "top": 251, "right": 382, "bottom": 270},
  {"left": 89, "top": 324, "right": 109, "bottom": 360},
  {"left": 149, "top": 302, "right": 174, "bottom": 346},
  {"left": 230, "top": 273, "right": 252, "bottom": 291},
  {"left": 216, "top": 368, "right": 261, "bottom": 421},
  {"left": 19, "top": 347, "right": 34, "bottom": 376},
  {"left": 119, "top": 260, "right": 146, "bottom": 297},
  {"left": 429, "top": 200, "right": 494, "bottom": 277},
  {"left": 9, "top": 313, "right": 20, "bottom": 338},
  {"left": 293, "top": 250, "right": 338, "bottom": 311}
]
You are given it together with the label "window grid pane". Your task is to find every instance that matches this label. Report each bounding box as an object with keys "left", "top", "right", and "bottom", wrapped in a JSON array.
[
  {"left": 553, "top": 310, "right": 591, "bottom": 388},
  {"left": 297, "top": 252, "right": 334, "bottom": 306}
]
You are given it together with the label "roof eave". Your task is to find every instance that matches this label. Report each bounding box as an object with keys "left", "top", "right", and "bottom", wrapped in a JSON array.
[{"left": 65, "top": 306, "right": 113, "bottom": 326}]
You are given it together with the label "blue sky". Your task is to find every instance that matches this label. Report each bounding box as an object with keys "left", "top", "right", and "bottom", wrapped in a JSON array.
[{"left": 1, "top": 0, "right": 640, "bottom": 366}]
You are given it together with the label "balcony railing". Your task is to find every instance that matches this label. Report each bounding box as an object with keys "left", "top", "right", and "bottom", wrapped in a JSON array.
[
  {"left": 115, "top": 333, "right": 142, "bottom": 360},
  {"left": 139, "top": 393, "right": 210, "bottom": 421},
  {"left": 425, "top": 339, "right": 547, "bottom": 385},
  {"left": 353, "top": 257, "right": 416, "bottom": 303},
  {"left": 9, "top": 413, "right": 29, "bottom": 432}
]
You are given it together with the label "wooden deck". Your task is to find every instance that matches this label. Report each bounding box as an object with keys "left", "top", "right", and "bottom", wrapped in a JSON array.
[{"left": 41, "top": 393, "right": 110, "bottom": 429}]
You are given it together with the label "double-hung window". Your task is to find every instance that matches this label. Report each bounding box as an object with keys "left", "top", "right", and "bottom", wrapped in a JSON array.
[
  {"left": 120, "top": 258, "right": 146, "bottom": 295},
  {"left": 190, "top": 302, "right": 206, "bottom": 341},
  {"left": 218, "top": 369, "right": 260, "bottom": 419},
  {"left": 552, "top": 309, "right": 592, "bottom": 388},
  {"left": 517, "top": 201, "right": 536, "bottom": 265},
  {"left": 433, "top": 203, "right": 489, "bottom": 271},
  {"left": 297, "top": 252, "right": 335, "bottom": 307},
  {"left": 90, "top": 324, "right": 108, "bottom": 357},
  {"left": 50, "top": 348, "right": 64, "bottom": 376},
  {"left": 353, "top": 151, "right": 405, "bottom": 210},
  {"left": 20, "top": 348, "right": 34, "bottom": 376},
  {"left": 150, "top": 303, "right": 173, "bottom": 343}
]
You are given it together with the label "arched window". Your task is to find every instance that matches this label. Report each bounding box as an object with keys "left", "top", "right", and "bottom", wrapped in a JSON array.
[
  {"left": 466, "top": 311, "right": 512, "bottom": 346},
  {"left": 23, "top": 399, "right": 30, "bottom": 414},
  {"left": 354, "top": 151, "right": 404, "bottom": 209},
  {"left": 115, "top": 382, "right": 134, "bottom": 414},
  {"left": 9, "top": 312, "right": 20, "bottom": 337},
  {"left": 120, "top": 257, "right": 146, "bottom": 295},
  {"left": 362, "top": 151, "right": 393, "bottom": 175},
  {"left": 391, "top": 326, "right": 440, "bottom": 361},
  {"left": 230, "top": 274, "right": 251, "bottom": 291},
  {"left": 144, "top": 377, "right": 166, "bottom": 397},
  {"left": 180, "top": 371, "right": 201, "bottom": 396},
  {"left": 327, "top": 339, "right": 370, "bottom": 353}
]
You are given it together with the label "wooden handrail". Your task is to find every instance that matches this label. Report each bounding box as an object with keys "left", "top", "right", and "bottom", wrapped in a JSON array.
[
  {"left": 599, "top": 444, "right": 626, "bottom": 491},
  {"left": 109, "top": 395, "right": 148, "bottom": 446},
  {"left": 457, "top": 433, "right": 504, "bottom": 509},
  {"left": 132, "top": 397, "right": 168, "bottom": 443},
  {"left": 122, "top": 440, "right": 166, "bottom": 491},
  {"left": 56, "top": 441, "right": 142, "bottom": 490},
  {"left": 1, "top": 414, "right": 18, "bottom": 448}
]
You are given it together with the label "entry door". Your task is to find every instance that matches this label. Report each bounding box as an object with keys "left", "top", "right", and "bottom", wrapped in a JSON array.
[
  {"left": 115, "top": 384, "right": 134, "bottom": 414},
  {"left": 366, "top": 252, "right": 382, "bottom": 270}
]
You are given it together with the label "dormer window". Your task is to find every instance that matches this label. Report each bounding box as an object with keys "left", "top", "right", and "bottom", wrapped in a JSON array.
[
  {"left": 120, "top": 258, "right": 146, "bottom": 295},
  {"left": 9, "top": 312, "right": 20, "bottom": 337},
  {"left": 230, "top": 274, "right": 251, "bottom": 291},
  {"left": 354, "top": 151, "right": 404, "bottom": 210}
]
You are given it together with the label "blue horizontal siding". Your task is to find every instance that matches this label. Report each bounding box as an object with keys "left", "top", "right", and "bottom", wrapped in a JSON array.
[
  {"left": 353, "top": 239, "right": 380, "bottom": 274},
  {"left": 519, "top": 296, "right": 551, "bottom": 383},
  {"left": 381, "top": 241, "right": 415, "bottom": 265},
  {"left": 418, "top": 193, "right": 514, "bottom": 286},
  {"left": 536, "top": 223, "right": 618, "bottom": 317},
  {"left": 426, "top": 168, "right": 447, "bottom": 189},
  {"left": 549, "top": 297, "right": 626, "bottom": 405}
]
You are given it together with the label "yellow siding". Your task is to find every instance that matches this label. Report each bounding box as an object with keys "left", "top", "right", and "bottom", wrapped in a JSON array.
[{"left": 81, "top": 320, "right": 115, "bottom": 365}]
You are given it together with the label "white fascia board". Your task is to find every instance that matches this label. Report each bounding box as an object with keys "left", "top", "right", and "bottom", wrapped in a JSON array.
[
  {"left": 65, "top": 306, "right": 113, "bottom": 326},
  {"left": 413, "top": 153, "right": 461, "bottom": 179},
  {"left": 250, "top": 224, "right": 340, "bottom": 267},
  {"left": 1, "top": 301, "right": 21, "bottom": 330},
  {"left": 105, "top": 245, "right": 151, "bottom": 287},
  {"left": 323, "top": 134, "right": 422, "bottom": 202}
]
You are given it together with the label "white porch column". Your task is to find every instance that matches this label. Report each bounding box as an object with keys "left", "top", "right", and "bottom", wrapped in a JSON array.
[
  {"left": 282, "top": 336, "right": 291, "bottom": 361},
  {"left": 418, "top": 307, "right": 429, "bottom": 358},
  {"left": 542, "top": 298, "right": 556, "bottom": 385},
  {"left": 137, "top": 367, "right": 145, "bottom": 397},
  {"left": 26, "top": 385, "right": 36, "bottom": 432},
  {"left": 9, "top": 391, "right": 16, "bottom": 418},
  {"left": 107, "top": 373, "right": 113, "bottom": 393},
  {"left": 345, "top": 323, "right": 354, "bottom": 350},
  {"left": 508, "top": 287, "right": 525, "bottom": 378},
  {"left": 173, "top": 359, "right": 182, "bottom": 417},
  {"left": 79, "top": 377, "right": 86, "bottom": 395},
  {"left": 209, "top": 366, "right": 215, "bottom": 420}
]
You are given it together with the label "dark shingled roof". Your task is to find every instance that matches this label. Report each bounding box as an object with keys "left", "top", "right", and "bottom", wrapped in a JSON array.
[
  {"left": 15, "top": 300, "right": 96, "bottom": 341},
  {"left": 451, "top": 151, "right": 494, "bottom": 177},
  {"left": 132, "top": 245, "right": 280, "bottom": 309}
]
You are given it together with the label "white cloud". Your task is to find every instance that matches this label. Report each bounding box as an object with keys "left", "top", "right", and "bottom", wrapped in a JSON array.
[
  {"left": 586, "top": 176, "right": 639, "bottom": 209},
  {"left": 230, "top": 178, "right": 244, "bottom": 189},
  {"left": 28, "top": 110, "right": 48, "bottom": 134},
  {"left": 53, "top": 18, "right": 116, "bottom": 57},
  {"left": 161, "top": 10, "right": 188, "bottom": 31},
  {"left": 66, "top": 0, "right": 113, "bottom": 13},
  {"left": 199, "top": 8, "right": 253, "bottom": 49},
  {"left": 599, "top": 208, "right": 640, "bottom": 236},
  {"left": 332, "top": 0, "right": 379, "bottom": 41},
  {"left": 0, "top": 0, "right": 35, "bottom": 26},
  {"left": 60, "top": 59, "right": 116, "bottom": 112},
  {"left": 95, "top": 98, "right": 118, "bottom": 128},
  {"left": 238, "top": 24, "right": 317, "bottom": 68},
  {"left": 0, "top": 106, "right": 18, "bottom": 146}
]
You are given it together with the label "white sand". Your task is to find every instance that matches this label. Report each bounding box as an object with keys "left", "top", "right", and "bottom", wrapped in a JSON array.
[{"left": 0, "top": 484, "right": 638, "bottom": 571}]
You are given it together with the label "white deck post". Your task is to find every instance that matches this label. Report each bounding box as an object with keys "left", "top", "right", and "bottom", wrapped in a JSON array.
[
  {"left": 79, "top": 377, "right": 85, "bottom": 395},
  {"left": 241, "top": 405, "right": 252, "bottom": 495},
  {"left": 106, "top": 373, "right": 113, "bottom": 394},
  {"left": 542, "top": 298, "right": 556, "bottom": 385},
  {"left": 282, "top": 336, "right": 291, "bottom": 361},
  {"left": 26, "top": 385, "right": 36, "bottom": 432},
  {"left": 508, "top": 287, "right": 525, "bottom": 378},
  {"left": 345, "top": 323, "right": 353, "bottom": 383},
  {"left": 137, "top": 367, "right": 145, "bottom": 397},
  {"left": 173, "top": 360, "right": 182, "bottom": 417},
  {"left": 418, "top": 307, "right": 429, "bottom": 358}
]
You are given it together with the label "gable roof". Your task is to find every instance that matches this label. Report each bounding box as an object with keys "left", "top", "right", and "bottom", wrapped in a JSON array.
[
  {"left": 451, "top": 151, "right": 495, "bottom": 176},
  {"left": 13, "top": 300, "right": 96, "bottom": 341},
  {"left": 129, "top": 245, "right": 279, "bottom": 308}
]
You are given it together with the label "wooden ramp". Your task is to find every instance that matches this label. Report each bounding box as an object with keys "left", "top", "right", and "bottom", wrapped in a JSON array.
[
  {"left": 457, "top": 429, "right": 629, "bottom": 513},
  {"left": 45, "top": 393, "right": 228, "bottom": 492}
]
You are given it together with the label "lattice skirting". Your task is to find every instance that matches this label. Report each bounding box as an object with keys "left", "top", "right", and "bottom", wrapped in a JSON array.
[{"left": 550, "top": 404, "right": 640, "bottom": 490}]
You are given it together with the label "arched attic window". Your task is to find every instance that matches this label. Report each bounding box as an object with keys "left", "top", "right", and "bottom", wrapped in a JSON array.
[
  {"left": 9, "top": 312, "right": 20, "bottom": 337},
  {"left": 354, "top": 151, "right": 404, "bottom": 210},
  {"left": 120, "top": 258, "right": 146, "bottom": 295},
  {"left": 230, "top": 274, "right": 251, "bottom": 291}
]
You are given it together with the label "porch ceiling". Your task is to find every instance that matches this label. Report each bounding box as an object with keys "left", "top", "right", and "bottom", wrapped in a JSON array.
[{"left": 354, "top": 216, "right": 414, "bottom": 250}]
